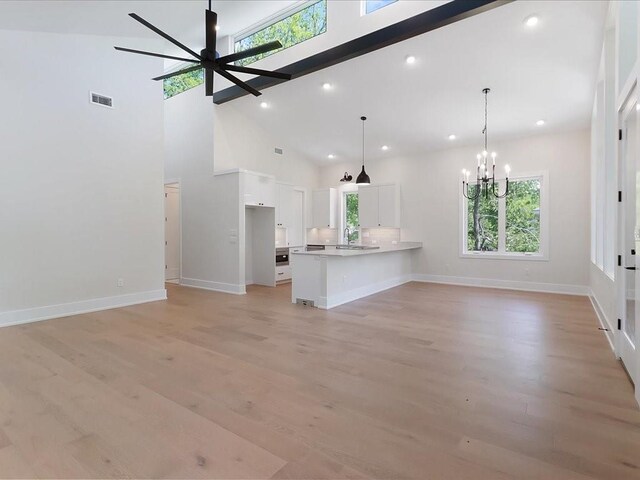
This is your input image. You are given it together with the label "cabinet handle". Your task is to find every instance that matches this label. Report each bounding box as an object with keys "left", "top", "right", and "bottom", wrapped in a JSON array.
[{"left": 278, "top": 272, "right": 284, "bottom": 275}]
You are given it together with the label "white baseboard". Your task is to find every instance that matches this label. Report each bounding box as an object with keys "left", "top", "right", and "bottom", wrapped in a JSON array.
[
  {"left": 0, "top": 289, "right": 167, "bottom": 328},
  {"left": 412, "top": 274, "right": 590, "bottom": 296},
  {"left": 319, "top": 274, "right": 412, "bottom": 310},
  {"left": 588, "top": 290, "right": 616, "bottom": 353},
  {"left": 180, "top": 277, "right": 246, "bottom": 295}
]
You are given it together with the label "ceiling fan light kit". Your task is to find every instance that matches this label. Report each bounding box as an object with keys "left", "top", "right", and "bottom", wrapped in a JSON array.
[{"left": 114, "top": 1, "right": 292, "bottom": 100}]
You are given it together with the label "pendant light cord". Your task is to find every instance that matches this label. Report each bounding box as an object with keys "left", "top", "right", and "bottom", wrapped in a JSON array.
[
  {"left": 362, "top": 118, "right": 365, "bottom": 167},
  {"left": 482, "top": 88, "right": 489, "bottom": 152}
]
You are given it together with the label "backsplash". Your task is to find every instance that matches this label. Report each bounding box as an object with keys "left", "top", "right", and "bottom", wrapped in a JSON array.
[
  {"left": 306, "top": 228, "right": 338, "bottom": 244},
  {"left": 306, "top": 227, "right": 401, "bottom": 246},
  {"left": 361, "top": 228, "right": 401, "bottom": 246}
]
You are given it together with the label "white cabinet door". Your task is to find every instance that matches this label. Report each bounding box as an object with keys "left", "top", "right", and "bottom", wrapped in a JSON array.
[
  {"left": 358, "top": 185, "right": 379, "bottom": 227},
  {"left": 276, "top": 184, "right": 294, "bottom": 227},
  {"left": 378, "top": 184, "right": 398, "bottom": 227},
  {"left": 312, "top": 188, "right": 336, "bottom": 228},
  {"left": 244, "top": 172, "right": 275, "bottom": 207}
]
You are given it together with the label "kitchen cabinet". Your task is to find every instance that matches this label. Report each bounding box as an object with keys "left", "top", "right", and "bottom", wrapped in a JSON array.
[
  {"left": 244, "top": 171, "right": 276, "bottom": 207},
  {"left": 276, "top": 183, "right": 294, "bottom": 227},
  {"left": 358, "top": 184, "right": 400, "bottom": 228},
  {"left": 311, "top": 188, "right": 337, "bottom": 228}
]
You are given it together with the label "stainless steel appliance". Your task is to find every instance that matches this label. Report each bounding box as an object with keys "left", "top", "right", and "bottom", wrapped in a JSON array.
[
  {"left": 275, "top": 248, "right": 289, "bottom": 266},
  {"left": 305, "top": 244, "right": 326, "bottom": 252}
]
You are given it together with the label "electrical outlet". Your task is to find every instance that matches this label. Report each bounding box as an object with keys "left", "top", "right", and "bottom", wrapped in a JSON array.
[{"left": 117, "top": 278, "right": 124, "bottom": 287}]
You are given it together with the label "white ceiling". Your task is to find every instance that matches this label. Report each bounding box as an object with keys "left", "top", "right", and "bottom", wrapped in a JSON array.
[
  {"left": 0, "top": 0, "right": 608, "bottom": 165},
  {"left": 220, "top": 0, "right": 607, "bottom": 164},
  {"left": 0, "top": 1, "right": 296, "bottom": 48}
]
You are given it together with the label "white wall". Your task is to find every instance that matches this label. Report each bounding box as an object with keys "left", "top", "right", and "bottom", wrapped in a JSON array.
[
  {"left": 0, "top": 29, "right": 166, "bottom": 324},
  {"left": 164, "top": 83, "right": 319, "bottom": 293},
  {"left": 319, "top": 129, "right": 591, "bottom": 292}
]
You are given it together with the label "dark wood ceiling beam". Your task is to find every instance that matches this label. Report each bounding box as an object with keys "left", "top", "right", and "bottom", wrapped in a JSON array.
[{"left": 213, "top": 0, "right": 513, "bottom": 105}]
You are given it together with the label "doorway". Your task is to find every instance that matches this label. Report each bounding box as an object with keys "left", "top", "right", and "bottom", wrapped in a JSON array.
[
  {"left": 164, "top": 183, "right": 180, "bottom": 283},
  {"left": 617, "top": 84, "right": 639, "bottom": 390}
]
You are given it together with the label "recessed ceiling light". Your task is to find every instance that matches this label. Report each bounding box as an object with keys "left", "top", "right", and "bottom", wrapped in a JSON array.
[
  {"left": 381, "top": 145, "right": 389, "bottom": 151},
  {"left": 322, "top": 82, "right": 332, "bottom": 90},
  {"left": 327, "top": 154, "right": 335, "bottom": 159},
  {"left": 405, "top": 55, "right": 416, "bottom": 64},
  {"left": 636, "top": 103, "right": 640, "bottom": 111},
  {"left": 260, "top": 102, "right": 269, "bottom": 109},
  {"left": 536, "top": 119, "right": 545, "bottom": 126},
  {"left": 448, "top": 134, "right": 457, "bottom": 140},
  {"left": 524, "top": 15, "right": 539, "bottom": 27}
]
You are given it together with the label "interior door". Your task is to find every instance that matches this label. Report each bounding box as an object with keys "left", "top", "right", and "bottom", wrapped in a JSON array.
[
  {"left": 164, "top": 185, "right": 180, "bottom": 281},
  {"left": 618, "top": 85, "right": 638, "bottom": 386}
]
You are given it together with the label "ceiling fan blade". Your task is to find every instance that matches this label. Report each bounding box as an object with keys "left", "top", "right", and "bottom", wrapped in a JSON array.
[
  {"left": 222, "top": 64, "right": 292, "bottom": 80},
  {"left": 205, "top": 68, "right": 213, "bottom": 96},
  {"left": 217, "top": 41, "right": 283, "bottom": 64},
  {"left": 114, "top": 46, "right": 200, "bottom": 63},
  {"left": 216, "top": 69, "right": 262, "bottom": 96},
  {"left": 206, "top": 10, "right": 217, "bottom": 55},
  {"left": 128, "top": 13, "right": 202, "bottom": 60},
  {"left": 152, "top": 64, "right": 202, "bottom": 81}
]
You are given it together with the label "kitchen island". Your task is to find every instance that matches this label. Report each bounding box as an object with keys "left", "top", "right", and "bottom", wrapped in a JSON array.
[{"left": 290, "top": 242, "right": 422, "bottom": 309}]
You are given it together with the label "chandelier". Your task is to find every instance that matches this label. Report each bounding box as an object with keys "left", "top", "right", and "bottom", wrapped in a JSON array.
[{"left": 462, "top": 88, "right": 510, "bottom": 199}]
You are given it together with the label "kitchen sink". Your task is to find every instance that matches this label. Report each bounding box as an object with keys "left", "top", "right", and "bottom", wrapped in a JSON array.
[{"left": 335, "top": 244, "right": 380, "bottom": 250}]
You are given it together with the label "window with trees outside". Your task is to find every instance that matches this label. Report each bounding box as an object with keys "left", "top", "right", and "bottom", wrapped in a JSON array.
[
  {"left": 344, "top": 192, "right": 360, "bottom": 243},
  {"left": 163, "top": 68, "right": 203, "bottom": 100},
  {"left": 462, "top": 174, "right": 547, "bottom": 258},
  {"left": 363, "top": 0, "right": 397, "bottom": 15},
  {"left": 233, "top": 0, "right": 327, "bottom": 67}
]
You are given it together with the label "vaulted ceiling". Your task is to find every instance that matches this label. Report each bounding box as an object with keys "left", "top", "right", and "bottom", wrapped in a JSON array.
[{"left": 218, "top": 0, "right": 607, "bottom": 163}]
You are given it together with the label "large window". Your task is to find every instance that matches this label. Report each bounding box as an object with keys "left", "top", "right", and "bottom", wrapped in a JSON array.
[
  {"left": 163, "top": 68, "right": 203, "bottom": 100},
  {"left": 344, "top": 191, "right": 360, "bottom": 243},
  {"left": 363, "top": 0, "right": 397, "bottom": 15},
  {"left": 233, "top": 0, "right": 327, "bottom": 67},
  {"left": 462, "top": 174, "right": 547, "bottom": 258}
]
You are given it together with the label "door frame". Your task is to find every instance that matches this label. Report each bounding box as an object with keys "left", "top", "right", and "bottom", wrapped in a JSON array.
[
  {"left": 164, "top": 179, "right": 182, "bottom": 284},
  {"left": 616, "top": 81, "right": 639, "bottom": 397}
]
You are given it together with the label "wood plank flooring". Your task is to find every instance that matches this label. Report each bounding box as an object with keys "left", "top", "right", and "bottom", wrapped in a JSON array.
[{"left": 0, "top": 282, "right": 638, "bottom": 479}]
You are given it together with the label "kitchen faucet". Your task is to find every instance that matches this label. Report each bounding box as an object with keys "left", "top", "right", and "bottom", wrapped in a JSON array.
[{"left": 344, "top": 227, "right": 351, "bottom": 246}]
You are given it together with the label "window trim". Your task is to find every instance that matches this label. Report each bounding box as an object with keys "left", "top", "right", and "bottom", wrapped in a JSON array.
[
  {"left": 341, "top": 185, "right": 360, "bottom": 243},
  {"left": 459, "top": 170, "right": 549, "bottom": 261},
  {"left": 231, "top": 0, "right": 327, "bottom": 63}
]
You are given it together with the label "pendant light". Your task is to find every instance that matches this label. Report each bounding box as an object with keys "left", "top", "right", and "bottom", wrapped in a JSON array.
[{"left": 356, "top": 116, "right": 371, "bottom": 185}]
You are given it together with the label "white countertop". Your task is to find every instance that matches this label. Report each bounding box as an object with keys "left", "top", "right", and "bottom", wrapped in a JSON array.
[{"left": 290, "top": 242, "right": 422, "bottom": 257}]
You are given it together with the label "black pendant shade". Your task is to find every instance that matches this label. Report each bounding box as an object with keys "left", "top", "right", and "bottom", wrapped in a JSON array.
[
  {"left": 356, "top": 166, "right": 370, "bottom": 185},
  {"left": 356, "top": 116, "right": 371, "bottom": 185}
]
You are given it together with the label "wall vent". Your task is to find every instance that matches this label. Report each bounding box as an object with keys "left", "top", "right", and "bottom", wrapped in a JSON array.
[
  {"left": 274, "top": 147, "right": 283, "bottom": 155},
  {"left": 89, "top": 91, "right": 113, "bottom": 108}
]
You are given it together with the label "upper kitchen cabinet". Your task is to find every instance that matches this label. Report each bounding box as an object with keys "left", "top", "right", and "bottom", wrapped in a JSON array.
[
  {"left": 358, "top": 184, "right": 400, "bottom": 228},
  {"left": 312, "top": 188, "right": 337, "bottom": 228},
  {"left": 243, "top": 171, "right": 276, "bottom": 207},
  {"left": 276, "top": 183, "right": 294, "bottom": 227}
]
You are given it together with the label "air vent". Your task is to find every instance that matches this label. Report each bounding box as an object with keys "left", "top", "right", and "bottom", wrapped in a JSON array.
[
  {"left": 89, "top": 91, "right": 113, "bottom": 108},
  {"left": 274, "top": 147, "right": 283, "bottom": 155}
]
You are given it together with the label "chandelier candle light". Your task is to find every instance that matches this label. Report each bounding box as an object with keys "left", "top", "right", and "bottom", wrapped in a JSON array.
[{"left": 462, "top": 88, "right": 510, "bottom": 199}]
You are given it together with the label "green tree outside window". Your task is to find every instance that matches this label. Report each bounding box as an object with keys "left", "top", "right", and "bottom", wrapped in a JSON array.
[
  {"left": 234, "top": 0, "right": 327, "bottom": 67},
  {"left": 345, "top": 192, "right": 360, "bottom": 243}
]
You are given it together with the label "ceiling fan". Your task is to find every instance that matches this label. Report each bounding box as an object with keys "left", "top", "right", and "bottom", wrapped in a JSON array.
[{"left": 114, "top": 0, "right": 292, "bottom": 98}]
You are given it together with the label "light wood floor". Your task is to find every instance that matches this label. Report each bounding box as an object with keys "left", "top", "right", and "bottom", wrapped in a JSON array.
[{"left": 0, "top": 282, "right": 638, "bottom": 479}]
